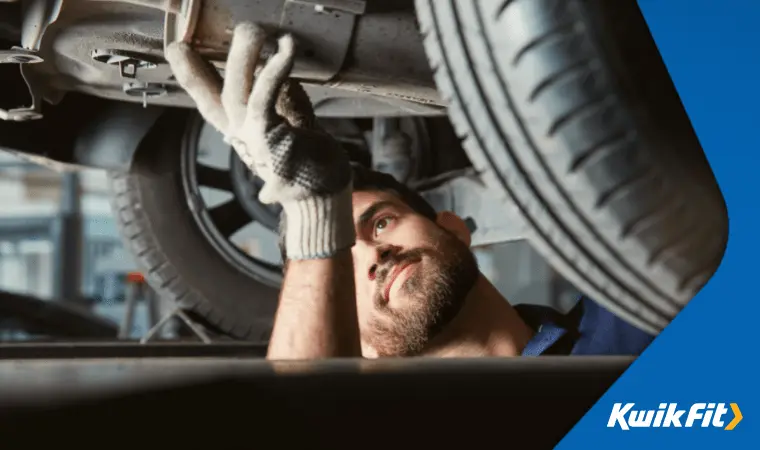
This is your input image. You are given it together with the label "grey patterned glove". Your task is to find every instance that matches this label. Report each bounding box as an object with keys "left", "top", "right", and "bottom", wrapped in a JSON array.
[{"left": 166, "top": 23, "right": 355, "bottom": 260}]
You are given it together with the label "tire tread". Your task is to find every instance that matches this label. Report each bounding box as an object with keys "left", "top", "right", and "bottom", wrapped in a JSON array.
[{"left": 414, "top": 0, "right": 728, "bottom": 333}]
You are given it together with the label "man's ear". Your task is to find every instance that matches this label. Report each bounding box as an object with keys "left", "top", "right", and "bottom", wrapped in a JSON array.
[{"left": 435, "top": 211, "right": 471, "bottom": 246}]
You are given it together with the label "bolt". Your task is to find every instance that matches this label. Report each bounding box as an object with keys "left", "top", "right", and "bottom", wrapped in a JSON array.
[
  {"left": 119, "top": 60, "right": 139, "bottom": 79},
  {"left": 10, "top": 111, "right": 42, "bottom": 121}
]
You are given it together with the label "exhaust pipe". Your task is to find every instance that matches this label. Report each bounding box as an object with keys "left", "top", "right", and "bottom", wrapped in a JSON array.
[{"left": 162, "top": 0, "right": 443, "bottom": 106}]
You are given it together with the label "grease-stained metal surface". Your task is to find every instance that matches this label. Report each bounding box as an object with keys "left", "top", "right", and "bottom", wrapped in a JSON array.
[{"left": 11, "top": 0, "right": 444, "bottom": 118}]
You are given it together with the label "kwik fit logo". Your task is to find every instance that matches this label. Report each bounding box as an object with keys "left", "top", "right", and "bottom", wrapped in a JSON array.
[{"left": 607, "top": 403, "right": 743, "bottom": 431}]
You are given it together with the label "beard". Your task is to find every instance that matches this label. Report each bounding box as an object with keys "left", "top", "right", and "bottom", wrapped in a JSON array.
[{"left": 365, "top": 226, "right": 480, "bottom": 357}]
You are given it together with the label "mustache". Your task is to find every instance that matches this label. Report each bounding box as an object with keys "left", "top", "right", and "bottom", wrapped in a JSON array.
[
  {"left": 373, "top": 249, "right": 429, "bottom": 308},
  {"left": 376, "top": 248, "right": 426, "bottom": 285}
]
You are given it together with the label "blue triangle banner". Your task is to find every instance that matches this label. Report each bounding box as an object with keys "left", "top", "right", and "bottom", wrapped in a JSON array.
[{"left": 558, "top": 0, "right": 758, "bottom": 447}]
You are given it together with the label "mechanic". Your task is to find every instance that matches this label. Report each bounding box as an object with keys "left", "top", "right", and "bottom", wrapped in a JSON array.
[{"left": 165, "top": 23, "right": 655, "bottom": 359}]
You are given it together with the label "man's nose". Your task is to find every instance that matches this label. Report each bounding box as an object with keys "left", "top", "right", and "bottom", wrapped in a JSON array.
[{"left": 368, "top": 244, "right": 400, "bottom": 281}]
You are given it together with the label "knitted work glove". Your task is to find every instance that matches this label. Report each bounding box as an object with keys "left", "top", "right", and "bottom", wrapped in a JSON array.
[{"left": 165, "top": 22, "right": 355, "bottom": 260}]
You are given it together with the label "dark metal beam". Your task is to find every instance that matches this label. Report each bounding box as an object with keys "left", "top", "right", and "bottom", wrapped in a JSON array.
[
  {"left": 0, "top": 356, "right": 632, "bottom": 448},
  {"left": 50, "top": 171, "right": 82, "bottom": 303},
  {"left": 0, "top": 341, "right": 267, "bottom": 359}
]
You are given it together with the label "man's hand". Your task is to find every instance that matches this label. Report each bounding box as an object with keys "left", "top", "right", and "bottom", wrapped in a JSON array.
[
  {"left": 166, "top": 23, "right": 363, "bottom": 359},
  {"left": 166, "top": 23, "right": 355, "bottom": 260}
]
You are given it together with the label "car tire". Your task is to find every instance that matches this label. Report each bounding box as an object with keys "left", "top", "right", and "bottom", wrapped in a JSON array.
[
  {"left": 108, "top": 110, "right": 280, "bottom": 342},
  {"left": 414, "top": 0, "right": 728, "bottom": 334}
]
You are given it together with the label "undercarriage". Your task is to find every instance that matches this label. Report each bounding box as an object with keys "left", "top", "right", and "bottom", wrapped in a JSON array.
[{"left": 1, "top": 0, "right": 446, "bottom": 121}]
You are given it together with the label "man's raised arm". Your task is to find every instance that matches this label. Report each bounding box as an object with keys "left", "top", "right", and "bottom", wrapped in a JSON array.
[
  {"left": 165, "top": 23, "right": 362, "bottom": 359},
  {"left": 269, "top": 250, "right": 361, "bottom": 359}
]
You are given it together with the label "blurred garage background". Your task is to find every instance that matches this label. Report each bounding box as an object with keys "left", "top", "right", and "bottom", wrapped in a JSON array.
[{"left": 0, "top": 150, "right": 580, "bottom": 342}]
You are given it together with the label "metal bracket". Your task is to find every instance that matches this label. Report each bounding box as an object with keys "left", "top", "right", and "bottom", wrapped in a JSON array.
[
  {"left": 0, "top": 47, "right": 44, "bottom": 121},
  {"left": 278, "top": 0, "right": 366, "bottom": 81},
  {"left": 0, "top": 48, "right": 43, "bottom": 64},
  {"left": 91, "top": 49, "right": 161, "bottom": 80},
  {"left": 0, "top": 0, "right": 63, "bottom": 121},
  {"left": 0, "top": 63, "right": 43, "bottom": 121},
  {"left": 141, "top": 308, "right": 213, "bottom": 344}
]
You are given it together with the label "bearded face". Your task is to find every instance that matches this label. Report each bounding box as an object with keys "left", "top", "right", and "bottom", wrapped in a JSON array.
[{"left": 350, "top": 190, "right": 479, "bottom": 357}]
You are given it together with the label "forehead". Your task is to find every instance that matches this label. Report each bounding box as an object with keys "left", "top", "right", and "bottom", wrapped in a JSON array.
[{"left": 351, "top": 190, "right": 407, "bottom": 217}]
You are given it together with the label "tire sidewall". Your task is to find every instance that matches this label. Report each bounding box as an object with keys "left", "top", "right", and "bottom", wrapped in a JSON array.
[{"left": 110, "top": 110, "right": 280, "bottom": 341}]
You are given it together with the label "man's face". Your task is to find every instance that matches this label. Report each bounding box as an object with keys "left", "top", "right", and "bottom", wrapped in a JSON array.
[{"left": 351, "top": 190, "right": 479, "bottom": 357}]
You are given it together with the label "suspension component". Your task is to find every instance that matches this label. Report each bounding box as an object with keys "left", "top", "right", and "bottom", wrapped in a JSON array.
[
  {"left": 164, "top": 0, "right": 366, "bottom": 82},
  {"left": 91, "top": 49, "right": 160, "bottom": 79}
]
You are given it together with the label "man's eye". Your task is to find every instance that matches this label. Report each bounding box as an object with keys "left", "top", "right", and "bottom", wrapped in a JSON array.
[{"left": 374, "top": 216, "right": 395, "bottom": 235}]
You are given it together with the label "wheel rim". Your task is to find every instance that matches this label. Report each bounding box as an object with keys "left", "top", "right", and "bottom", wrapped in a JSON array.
[
  {"left": 180, "top": 113, "right": 284, "bottom": 287},
  {"left": 178, "top": 113, "right": 429, "bottom": 288}
]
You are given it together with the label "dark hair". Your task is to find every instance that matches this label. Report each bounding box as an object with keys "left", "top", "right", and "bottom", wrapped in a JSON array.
[{"left": 277, "top": 164, "right": 437, "bottom": 264}]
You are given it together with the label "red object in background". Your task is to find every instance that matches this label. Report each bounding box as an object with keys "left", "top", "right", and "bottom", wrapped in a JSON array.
[{"left": 126, "top": 272, "right": 145, "bottom": 284}]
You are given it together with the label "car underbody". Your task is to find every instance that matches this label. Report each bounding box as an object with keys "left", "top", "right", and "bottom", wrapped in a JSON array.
[
  {"left": 0, "top": 0, "right": 729, "bottom": 339},
  {"left": 1, "top": 0, "right": 447, "bottom": 121},
  {"left": 0, "top": 0, "right": 529, "bottom": 242}
]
